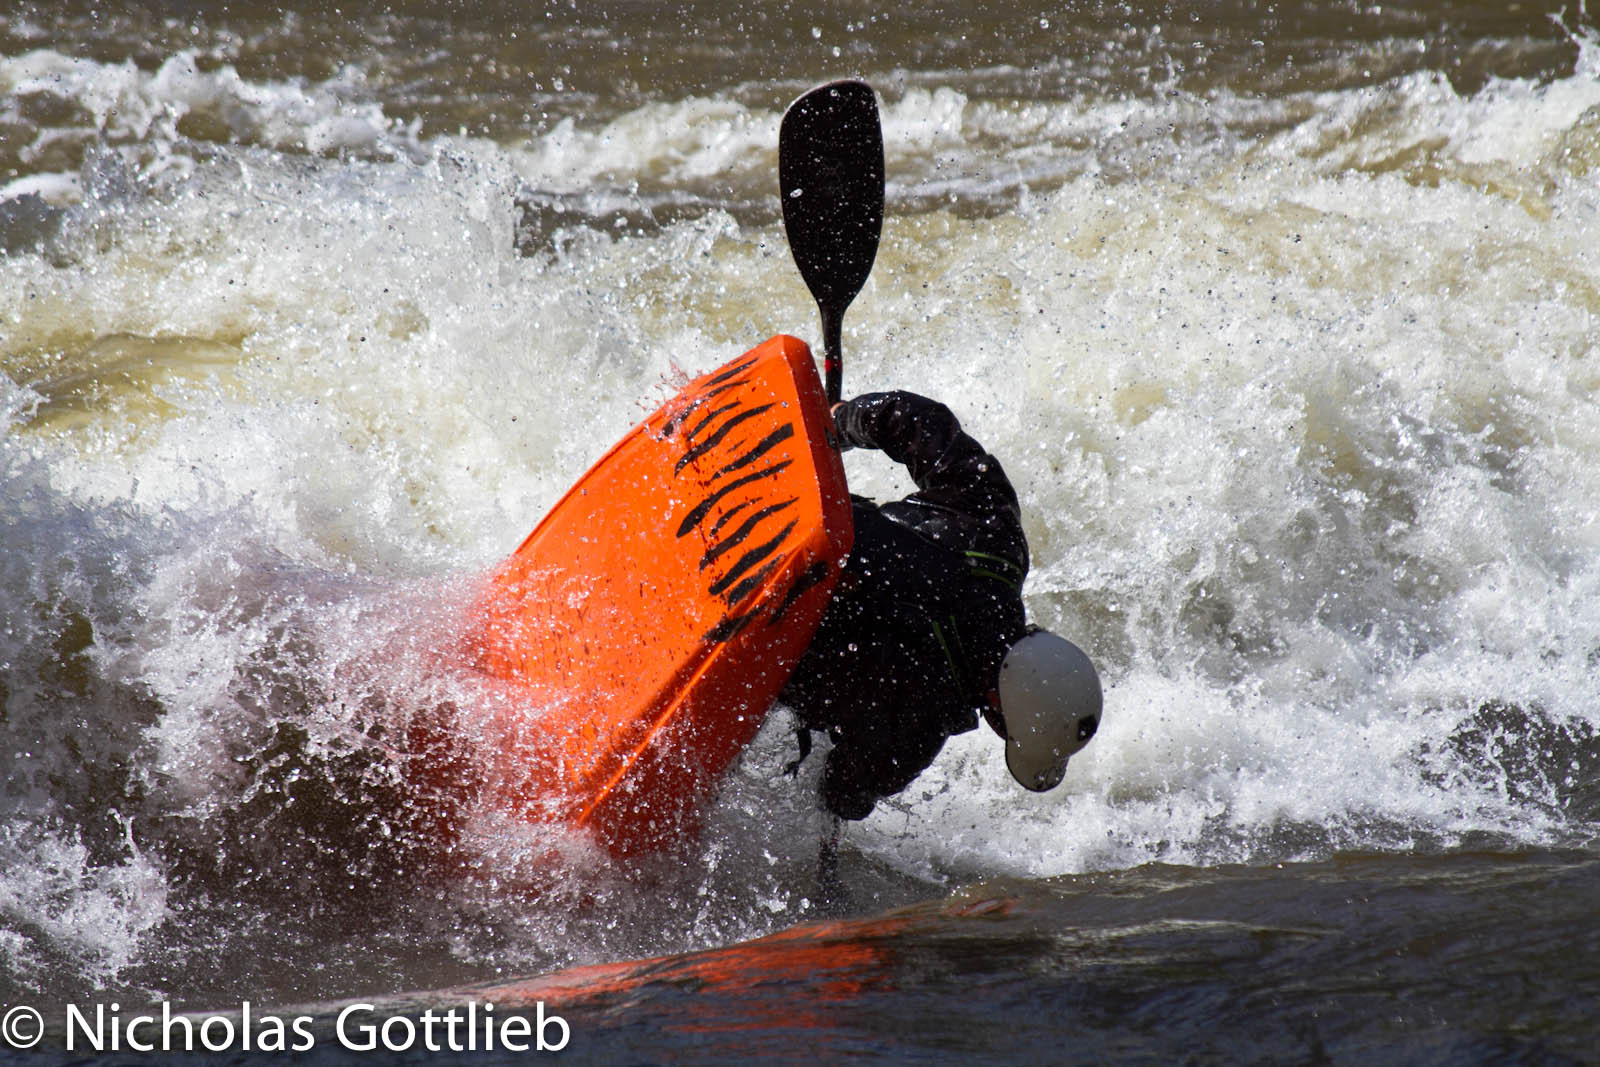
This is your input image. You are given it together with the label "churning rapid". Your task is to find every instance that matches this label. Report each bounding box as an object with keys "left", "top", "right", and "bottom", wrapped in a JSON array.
[{"left": 3, "top": 0, "right": 1599, "bottom": 1035}]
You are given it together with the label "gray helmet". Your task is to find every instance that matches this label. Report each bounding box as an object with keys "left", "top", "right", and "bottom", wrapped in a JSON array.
[{"left": 997, "top": 629, "right": 1103, "bottom": 792}]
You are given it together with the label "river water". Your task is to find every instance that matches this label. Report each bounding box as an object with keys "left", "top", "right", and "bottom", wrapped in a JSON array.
[{"left": 3, "top": 2, "right": 1599, "bottom": 1063}]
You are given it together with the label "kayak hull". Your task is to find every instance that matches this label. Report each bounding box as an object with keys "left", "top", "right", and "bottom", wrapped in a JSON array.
[{"left": 451, "top": 335, "right": 852, "bottom": 856}]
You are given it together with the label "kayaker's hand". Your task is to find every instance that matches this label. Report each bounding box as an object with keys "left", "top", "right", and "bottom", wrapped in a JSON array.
[{"left": 829, "top": 401, "right": 855, "bottom": 452}]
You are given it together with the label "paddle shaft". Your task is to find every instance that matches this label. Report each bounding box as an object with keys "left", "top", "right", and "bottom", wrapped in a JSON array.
[
  {"left": 818, "top": 815, "right": 843, "bottom": 906},
  {"left": 821, "top": 307, "right": 844, "bottom": 404}
]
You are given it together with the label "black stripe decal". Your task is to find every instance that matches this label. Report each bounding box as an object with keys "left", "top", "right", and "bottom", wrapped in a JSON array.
[
  {"left": 682, "top": 401, "right": 741, "bottom": 444},
  {"left": 766, "top": 559, "right": 832, "bottom": 627},
  {"left": 708, "top": 497, "right": 754, "bottom": 537},
  {"left": 674, "top": 403, "right": 775, "bottom": 475},
  {"left": 707, "top": 520, "right": 797, "bottom": 598},
  {"left": 661, "top": 395, "right": 710, "bottom": 439},
  {"left": 675, "top": 460, "right": 792, "bottom": 538},
  {"left": 704, "top": 357, "right": 758, "bottom": 388},
  {"left": 722, "top": 558, "right": 782, "bottom": 606},
  {"left": 715, "top": 422, "right": 795, "bottom": 478},
  {"left": 660, "top": 375, "right": 754, "bottom": 437},
  {"left": 704, "top": 608, "right": 761, "bottom": 644},
  {"left": 700, "top": 498, "right": 797, "bottom": 569}
]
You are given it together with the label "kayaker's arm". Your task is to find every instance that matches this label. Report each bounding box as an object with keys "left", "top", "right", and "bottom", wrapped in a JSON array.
[
  {"left": 831, "top": 391, "right": 1028, "bottom": 581},
  {"left": 821, "top": 716, "right": 947, "bottom": 821}
]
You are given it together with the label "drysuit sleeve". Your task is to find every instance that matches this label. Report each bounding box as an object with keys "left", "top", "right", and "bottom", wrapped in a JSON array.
[
  {"left": 832, "top": 391, "right": 1028, "bottom": 579},
  {"left": 820, "top": 719, "right": 948, "bottom": 821}
]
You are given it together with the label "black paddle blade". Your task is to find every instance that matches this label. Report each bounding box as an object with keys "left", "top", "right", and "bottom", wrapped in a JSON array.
[{"left": 779, "top": 79, "right": 885, "bottom": 322}]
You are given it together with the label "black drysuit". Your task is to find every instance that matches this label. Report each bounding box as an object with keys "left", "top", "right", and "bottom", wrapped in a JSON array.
[{"left": 779, "top": 391, "right": 1029, "bottom": 820}]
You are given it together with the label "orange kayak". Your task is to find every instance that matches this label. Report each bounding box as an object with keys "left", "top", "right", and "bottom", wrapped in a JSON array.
[{"left": 448, "top": 335, "right": 852, "bottom": 856}]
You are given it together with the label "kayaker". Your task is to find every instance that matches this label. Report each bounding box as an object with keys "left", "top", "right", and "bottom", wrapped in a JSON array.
[{"left": 779, "top": 390, "right": 1103, "bottom": 822}]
